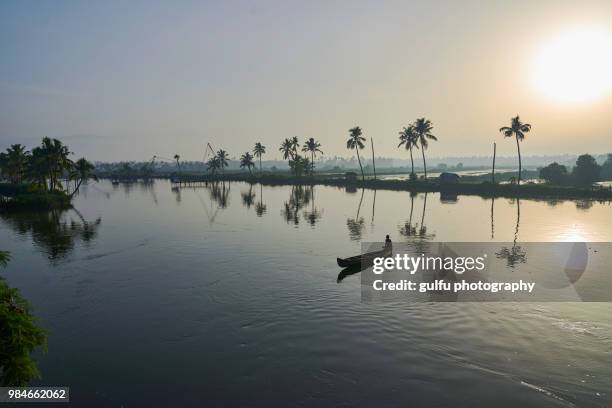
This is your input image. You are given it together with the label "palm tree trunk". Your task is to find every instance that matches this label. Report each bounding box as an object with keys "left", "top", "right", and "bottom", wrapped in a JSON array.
[
  {"left": 356, "top": 149, "right": 364, "bottom": 181},
  {"left": 409, "top": 147, "right": 414, "bottom": 177},
  {"left": 515, "top": 136, "right": 522, "bottom": 184},
  {"left": 421, "top": 147, "right": 427, "bottom": 179},
  {"left": 311, "top": 151, "right": 314, "bottom": 176},
  {"left": 492, "top": 142, "right": 496, "bottom": 184},
  {"left": 259, "top": 156, "right": 262, "bottom": 175}
]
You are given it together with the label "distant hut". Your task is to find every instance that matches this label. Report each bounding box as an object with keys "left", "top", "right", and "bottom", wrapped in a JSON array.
[{"left": 439, "top": 172, "right": 460, "bottom": 184}]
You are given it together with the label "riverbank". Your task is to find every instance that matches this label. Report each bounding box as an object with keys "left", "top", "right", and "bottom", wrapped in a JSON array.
[{"left": 161, "top": 173, "right": 612, "bottom": 200}]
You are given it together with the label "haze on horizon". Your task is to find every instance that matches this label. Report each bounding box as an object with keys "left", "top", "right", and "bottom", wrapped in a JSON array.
[{"left": 1, "top": 0, "right": 612, "bottom": 162}]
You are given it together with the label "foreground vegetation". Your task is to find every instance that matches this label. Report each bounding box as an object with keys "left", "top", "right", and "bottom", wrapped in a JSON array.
[{"left": 0, "top": 251, "right": 47, "bottom": 386}]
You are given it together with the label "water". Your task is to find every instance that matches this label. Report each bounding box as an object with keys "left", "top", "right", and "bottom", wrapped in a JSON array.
[{"left": 1, "top": 180, "right": 611, "bottom": 407}]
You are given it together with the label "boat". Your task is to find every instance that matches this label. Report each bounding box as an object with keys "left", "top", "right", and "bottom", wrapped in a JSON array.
[{"left": 337, "top": 246, "right": 391, "bottom": 268}]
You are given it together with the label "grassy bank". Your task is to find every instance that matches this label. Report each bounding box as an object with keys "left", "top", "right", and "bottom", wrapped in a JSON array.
[
  {"left": 0, "top": 184, "right": 72, "bottom": 210},
  {"left": 164, "top": 173, "right": 612, "bottom": 200}
]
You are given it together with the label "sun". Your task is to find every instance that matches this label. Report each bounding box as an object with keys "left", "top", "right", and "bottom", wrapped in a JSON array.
[{"left": 531, "top": 27, "right": 612, "bottom": 103}]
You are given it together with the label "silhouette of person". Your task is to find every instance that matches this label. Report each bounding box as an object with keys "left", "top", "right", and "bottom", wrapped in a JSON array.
[{"left": 384, "top": 234, "right": 392, "bottom": 249}]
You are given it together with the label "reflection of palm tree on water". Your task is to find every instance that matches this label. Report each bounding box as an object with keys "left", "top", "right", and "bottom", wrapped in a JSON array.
[
  {"left": 303, "top": 186, "right": 323, "bottom": 226},
  {"left": 281, "top": 185, "right": 311, "bottom": 225},
  {"left": 399, "top": 192, "right": 435, "bottom": 240},
  {"left": 255, "top": 184, "right": 267, "bottom": 217},
  {"left": 241, "top": 184, "right": 256, "bottom": 209},
  {"left": 346, "top": 188, "right": 366, "bottom": 240},
  {"left": 496, "top": 197, "right": 526, "bottom": 267}
]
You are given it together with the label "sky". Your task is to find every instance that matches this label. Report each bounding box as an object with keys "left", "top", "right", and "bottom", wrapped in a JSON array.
[{"left": 1, "top": 0, "right": 612, "bottom": 162}]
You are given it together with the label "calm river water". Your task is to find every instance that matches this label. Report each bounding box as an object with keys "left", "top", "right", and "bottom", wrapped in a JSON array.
[{"left": 1, "top": 180, "right": 611, "bottom": 407}]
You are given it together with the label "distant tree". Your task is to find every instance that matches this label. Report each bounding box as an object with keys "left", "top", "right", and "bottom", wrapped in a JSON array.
[
  {"left": 499, "top": 116, "right": 531, "bottom": 184},
  {"left": 301, "top": 138, "right": 323, "bottom": 174},
  {"left": 346, "top": 126, "right": 366, "bottom": 181},
  {"left": 413, "top": 118, "right": 438, "bottom": 179},
  {"left": 600, "top": 154, "right": 612, "bottom": 180},
  {"left": 206, "top": 157, "right": 221, "bottom": 176},
  {"left": 70, "top": 158, "right": 97, "bottom": 197},
  {"left": 239, "top": 152, "right": 255, "bottom": 175},
  {"left": 252, "top": 142, "right": 266, "bottom": 174},
  {"left": 539, "top": 162, "right": 569, "bottom": 185},
  {"left": 216, "top": 150, "right": 229, "bottom": 175},
  {"left": 173, "top": 154, "right": 181, "bottom": 171},
  {"left": 0, "top": 144, "right": 29, "bottom": 184},
  {"left": 397, "top": 125, "right": 419, "bottom": 178},
  {"left": 572, "top": 154, "right": 600, "bottom": 186}
]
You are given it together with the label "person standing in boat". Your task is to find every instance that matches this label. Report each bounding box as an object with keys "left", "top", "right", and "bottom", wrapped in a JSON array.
[{"left": 384, "top": 234, "right": 392, "bottom": 249}]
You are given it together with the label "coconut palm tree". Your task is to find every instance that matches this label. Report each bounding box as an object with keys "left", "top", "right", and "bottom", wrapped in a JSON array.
[
  {"left": 69, "top": 158, "right": 97, "bottom": 198},
  {"left": 279, "top": 138, "right": 299, "bottom": 175},
  {"left": 346, "top": 126, "right": 366, "bottom": 181},
  {"left": 216, "top": 149, "right": 229, "bottom": 175},
  {"left": 206, "top": 157, "right": 221, "bottom": 176},
  {"left": 33, "top": 137, "right": 73, "bottom": 191},
  {"left": 413, "top": 118, "right": 437, "bottom": 179},
  {"left": 499, "top": 115, "right": 531, "bottom": 184},
  {"left": 301, "top": 138, "right": 323, "bottom": 175},
  {"left": 414, "top": 118, "right": 438, "bottom": 179},
  {"left": 240, "top": 152, "right": 255, "bottom": 175},
  {"left": 173, "top": 154, "right": 181, "bottom": 172},
  {"left": 0, "top": 144, "right": 29, "bottom": 184},
  {"left": 252, "top": 142, "right": 266, "bottom": 174},
  {"left": 398, "top": 125, "right": 419, "bottom": 179},
  {"left": 290, "top": 136, "right": 300, "bottom": 157}
]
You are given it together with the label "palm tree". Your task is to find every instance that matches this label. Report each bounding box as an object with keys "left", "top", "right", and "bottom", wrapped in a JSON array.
[
  {"left": 252, "top": 142, "right": 266, "bottom": 174},
  {"left": 70, "top": 158, "right": 97, "bottom": 198},
  {"left": 32, "top": 137, "right": 73, "bottom": 191},
  {"left": 346, "top": 126, "right": 366, "bottom": 181},
  {"left": 499, "top": 115, "right": 531, "bottom": 184},
  {"left": 413, "top": 118, "right": 438, "bottom": 179},
  {"left": 206, "top": 157, "right": 221, "bottom": 176},
  {"left": 279, "top": 138, "right": 294, "bottom": 161},
  {"left": 398, "top": 125, "right": 419, "bottom": 179},
  {"left": 240, "top": 152, "right": 255, "bottom": 175},
  {"left": 173, "top": 154, "right": 181, "bottom": 172},
  {"left": 290, "top": 136, "right": 300, "bottom": 158},
  {"left": 0, "top": 144, "right": 29, "bottom": 184},
  {"left": 301, "top": 138, "right": 323, "bottom": 174},
  {"left": 216, "top": 149, "right": 229, "bottom": 175}
]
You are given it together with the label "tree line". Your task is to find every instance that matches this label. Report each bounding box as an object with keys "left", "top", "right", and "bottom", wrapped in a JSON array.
[{"left": 0, "top": 137, "right": 96, "bottom": 197}]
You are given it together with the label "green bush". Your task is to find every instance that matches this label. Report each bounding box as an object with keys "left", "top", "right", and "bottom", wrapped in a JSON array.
[{"left": 0, "top": 251, "right": 47, "bottom": 386}]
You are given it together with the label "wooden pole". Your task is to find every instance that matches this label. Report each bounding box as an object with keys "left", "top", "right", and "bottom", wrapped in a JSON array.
[
  {"left": 492, "top": 142, "right": 496, "bottom": 184},
  {"left": 371, "top": 137, "right": 376, "bottom": 180}
]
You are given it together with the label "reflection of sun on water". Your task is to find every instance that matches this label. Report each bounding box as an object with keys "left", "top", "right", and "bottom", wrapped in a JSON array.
[
  {"left": 558, "top": 225, "right": 588, "bottom": 242},
  {"left": 531, "top": 27, "right": 612, "bottom": 103}
]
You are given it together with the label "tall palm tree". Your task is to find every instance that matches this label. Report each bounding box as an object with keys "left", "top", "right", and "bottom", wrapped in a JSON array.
[
  {"left": 240, "top": 152, "right": 255, "bottom": 175},
  {"left": 173, "top": 154, "right": 181, "bottom": 172},
  {"left": 499, "top": 115, "right": 531, "bottom": 184},
  {"left": 252, "top": 142, "right": 266, "bottom": 174},
  {"left": 216, "top": 149, "right": 229, "bottom": 175},
  {"left": 301, "top": 137, "right": 323, "bottom": 175},
  {"left": 35, "top": 137, "right": 73, "bottom": 191},
  {"left": 290, "top": 136, "right": 300, "bottom": 158},
  {"left": 398, "top": 125, "right": 419, "bottom": 178},
  {"left": 413, "top": 118, "right": 438, "bottom": 179},
  {"left": 69, "top": 158, "right": 97, "bottom": 198},
  {"left": 280, "top": 138, "right": 299, "bottom": 175},
  {"left": 346, "top": 126, "right": 366, "bottom": 181}
]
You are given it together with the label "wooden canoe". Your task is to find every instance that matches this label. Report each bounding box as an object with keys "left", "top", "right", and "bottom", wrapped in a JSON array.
[{"left": 337, "top": 246, "right": 391, "bottom": 268}]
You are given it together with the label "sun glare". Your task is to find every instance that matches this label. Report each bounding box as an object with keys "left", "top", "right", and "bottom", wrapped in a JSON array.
[{"left": 531, "top": 27, "right": 612, "bottom": 103}]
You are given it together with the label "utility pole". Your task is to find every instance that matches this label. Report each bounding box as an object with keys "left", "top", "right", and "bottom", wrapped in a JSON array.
[
  {"left": 371, "top": 137, "right": 377, "bottom": 180},
  {"left": 492, "top": 142, "right": 496, "bottom": 184}
]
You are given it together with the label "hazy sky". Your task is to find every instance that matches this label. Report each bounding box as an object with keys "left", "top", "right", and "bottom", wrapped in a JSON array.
[{"left": 1, "top": 0, "right": 612, "bottom": 161}]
